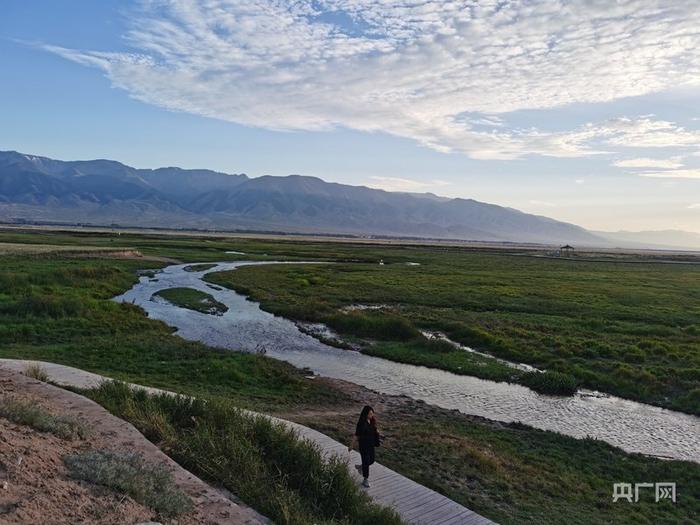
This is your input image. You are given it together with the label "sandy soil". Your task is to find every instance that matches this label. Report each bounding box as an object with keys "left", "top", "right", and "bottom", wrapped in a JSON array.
[{"left": 0, "top": 369, "right": 268, "bottom": 525}]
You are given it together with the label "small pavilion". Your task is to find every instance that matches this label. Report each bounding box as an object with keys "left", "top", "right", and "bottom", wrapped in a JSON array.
[{"left": 560, "top": 244, "right": 574, "bottom": 256}]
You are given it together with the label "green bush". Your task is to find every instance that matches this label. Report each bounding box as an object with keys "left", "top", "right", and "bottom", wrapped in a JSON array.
[
  {"left": 7, "top": 293, "right": 84, "bottom": 318},
  {"left": 325, "top": 312, "right": 418, "bottom": 341},
  {"left": 520, "top": 371, "right": 578, "bottom": 396}
]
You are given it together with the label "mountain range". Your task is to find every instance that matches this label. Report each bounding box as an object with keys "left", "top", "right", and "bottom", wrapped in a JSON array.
[{"left": 1, "top": 150, "right": 697, "bottom": 249}]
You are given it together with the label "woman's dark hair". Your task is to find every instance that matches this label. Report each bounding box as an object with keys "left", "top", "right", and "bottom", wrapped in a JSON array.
[{"left": 357, "top": 405, "right": 374, "bottom": 427}]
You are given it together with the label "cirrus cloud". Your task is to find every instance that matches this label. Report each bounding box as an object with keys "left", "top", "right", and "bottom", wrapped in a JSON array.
[
  {"left": 43, "top": 0, "right": 700, "bottom": 159},
  {"left": 637, "top": 169, "right": 700, "bottom": 179},
  {"left": 613, "top": 157, "right": 685, "bottom": 169}
]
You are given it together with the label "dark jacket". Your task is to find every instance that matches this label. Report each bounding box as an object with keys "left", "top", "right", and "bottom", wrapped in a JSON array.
[{"left": 355, "top": 419, "right": 379, "bottom": 450}]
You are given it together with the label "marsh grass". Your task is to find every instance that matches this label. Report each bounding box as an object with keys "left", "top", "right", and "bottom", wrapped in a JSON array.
[
  {"left": 0, "top": 397, "right": 88, "bottom": 439},
  {"left": 520, "top": 370, "right": 578, "bottom": 395},
  {"left": 84, "top": 381, "right": 403, "bottom": 525},
  {"left": 183, "top": 263, "right": 218, "bottom": 272},
  {"left": 153, "top": 287, "right": 228, "bottom": 315},
  {"left": 325, "top": 311, "right": 418, "bottom": 341},
  {"left": 64, "top": 449, "right": 192, "bottom": 518},
  {"left": 0, "top": 255, "right": 342, "bottom": 410},
  {"left": 206, "top": 254, "right": 700, "bottom": 414}
]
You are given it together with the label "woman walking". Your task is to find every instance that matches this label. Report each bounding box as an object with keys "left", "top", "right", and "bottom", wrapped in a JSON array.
[{"left": 349, "top": 405, "right": 381, "bottom": 488}]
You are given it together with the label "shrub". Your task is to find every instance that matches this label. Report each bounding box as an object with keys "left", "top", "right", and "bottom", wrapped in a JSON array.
[
  {"left": 325, "top": 312, "right": 418, "bottom": 341},
  {"left": 0, "top": 397, "right": 88, "bottom": 439},
  {"left": 9, "top": 293, "right": 84, "bottom": 318},
  {"left": 520, "top": 371, "right": 578, "bottom": 396},
  {"left": 24, "top": 363, "right": 49, "bottom": 382},
  {"left": 64, "top": 449, "right": 192, "bottom": 518}
]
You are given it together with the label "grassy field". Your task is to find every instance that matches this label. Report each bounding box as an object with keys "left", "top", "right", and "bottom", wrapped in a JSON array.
[
  {"left": 153, "top": 287, "right": 228, "bottom": 315},
  {"left": 0, "top": 254, "right": 340, "bottom": 408},
  {"left": 0, "top": 229, "right": 698, "bottom": 524},
  {"left": 1, "top": 228, "right": 698, "bottom": 409},
  {"left": 207, "top": 252, "right": 700, "bottom": 414}
]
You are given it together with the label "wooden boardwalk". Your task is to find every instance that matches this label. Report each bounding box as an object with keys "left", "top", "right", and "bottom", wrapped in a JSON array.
[{"left": 0, "top": 359, "right": 496, "bottom": 525}]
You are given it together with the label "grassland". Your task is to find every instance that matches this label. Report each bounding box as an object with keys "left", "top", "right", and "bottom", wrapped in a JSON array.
[
  {"left": 1, "top": 227, "right": 698, "bottom": 409},
  {"left": 0, "top": 253, "right": 340, "bottom": 409},
  {"left": 206, "top": 252, "right": 700, "bottom": 414},
  {"left": 0, "top": 228, "right": 698, "bottom": 524},
  {"left": 153, "top": 287, "right": 228, "bottom": 315}
]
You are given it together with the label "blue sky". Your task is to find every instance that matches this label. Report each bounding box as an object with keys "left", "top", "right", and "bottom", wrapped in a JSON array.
[{"left": 2, "top": 0, "right": 700, "bottom": 233}]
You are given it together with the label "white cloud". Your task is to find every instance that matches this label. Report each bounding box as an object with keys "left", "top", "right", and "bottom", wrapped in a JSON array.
[
  {"left": 575, "top": 179, "right": 585, "bottom": 184},
  {"left": 637, "top": 169, "right": 700, "bottom": 179},
  {"left": 366, "top": 176, "right": 450, "bottom": 192},
  {"left": 688, "top": 203, "right": 700, "bottom": 209},
  {"left": 612, "top": 157, "right": 685, "bottom": 169},
  {"left": 594, "top": 118, "right": 700, "bottom": 148},
  {"left": 44, "top": 1, "right": 700, "bottom": 159}
]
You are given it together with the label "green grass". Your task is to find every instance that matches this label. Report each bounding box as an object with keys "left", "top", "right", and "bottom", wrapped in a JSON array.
[
  {"left": 0, "top": 254, "right": 342, "bottom": 410},
  {"left": 205, "top": 253, "right": 700, "bottom": 413},
  {"left": 83, "top": 381, "right": 402, "bottom": 525},
  {"left": 64, "top": 448, "right": 193, "bottom": 518},
  {"left": 153, "top": 287, "right": 228, "bottom": 315},
  {"left": 0, "top": 397, "right": 88, "bottom": 439},
  {"left": 0, "top": 230, "right": 698, "bottom": 524}
]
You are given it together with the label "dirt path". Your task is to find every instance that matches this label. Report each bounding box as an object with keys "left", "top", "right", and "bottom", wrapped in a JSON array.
[{"left": 0, "top": 368, "right": 268, "bottom": 525}]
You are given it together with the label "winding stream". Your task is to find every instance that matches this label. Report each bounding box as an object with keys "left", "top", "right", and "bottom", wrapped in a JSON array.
[{"left": 115, "top": 261, "right": 700, "bottom": 463}]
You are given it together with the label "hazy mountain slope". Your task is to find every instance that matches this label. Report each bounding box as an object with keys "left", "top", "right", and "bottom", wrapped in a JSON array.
[
  {"left": 138, "top": 167, "right": 247, "bottom": 206},
  {"left": 0, "top": 150, "right": 605, "bottom": 244},
  {"left": 191, "top": 175, "right": 599, "bottom": 243}
]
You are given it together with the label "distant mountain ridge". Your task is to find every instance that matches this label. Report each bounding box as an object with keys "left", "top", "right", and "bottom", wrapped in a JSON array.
[{"left": 0, "top": 149, "right": 605, "bottom": 245}]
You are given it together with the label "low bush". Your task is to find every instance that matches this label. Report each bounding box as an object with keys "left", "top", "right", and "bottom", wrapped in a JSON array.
[
  {"left": 24, "top": 363, "right": 49, "bottom": 382},
  {"left": 325, "top": 312, "right": 418, "bottom": 341},
  {"left": 64, "top": 449, "right": 192, "bottom": 518},
  {"left": 6, "top": 293, "right": 84, "bottom": 318},
  {"left": 0, "top": 397, "right": 88, "bottom": 439},
  {"left": 520, "top": 370, "right": 578, "bottom": 396}
]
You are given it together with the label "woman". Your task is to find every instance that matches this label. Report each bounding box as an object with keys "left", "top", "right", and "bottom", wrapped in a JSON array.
[{"left": 349, "top": 405, "right": 381, "bottom": 488}]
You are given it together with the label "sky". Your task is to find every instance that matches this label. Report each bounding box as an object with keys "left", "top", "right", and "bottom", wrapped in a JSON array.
[{"left": 2, "top": 0, "right": 700, "bottom": 233}]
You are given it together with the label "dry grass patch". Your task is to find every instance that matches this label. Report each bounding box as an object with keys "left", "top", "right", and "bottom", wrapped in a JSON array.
[
  {"left": 23, "top": 363, "right": 49, "bottom": 382},
  {"left": 64, "top": 449, "right": 193, "bottom": 518},
  {"left": 0, "top": 397, "right": 88, "bottom": 439}
]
